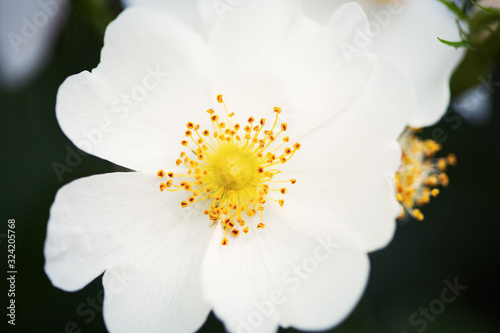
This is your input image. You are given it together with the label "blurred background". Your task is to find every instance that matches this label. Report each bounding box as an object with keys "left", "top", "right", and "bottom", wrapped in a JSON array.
[{"left": 1, "top": 0, "right": 499, "bottom": 332}]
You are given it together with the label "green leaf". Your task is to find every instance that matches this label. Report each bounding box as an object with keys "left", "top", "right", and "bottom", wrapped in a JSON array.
[
  {"left": 437, "top": 37, "right": 472, "bottom": 49},
  {"left": 450, "top": 22, "right": 500, "bottom": 95}
]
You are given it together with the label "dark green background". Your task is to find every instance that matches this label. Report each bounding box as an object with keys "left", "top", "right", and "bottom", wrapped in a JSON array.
[{"left": 1, "top": 1, "right": 499, "bottom": 332}]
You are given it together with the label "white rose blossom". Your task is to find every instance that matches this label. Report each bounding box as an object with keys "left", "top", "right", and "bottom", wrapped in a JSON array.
[{"left": 45, "top": 2, "right": 415, "bottom": 333}]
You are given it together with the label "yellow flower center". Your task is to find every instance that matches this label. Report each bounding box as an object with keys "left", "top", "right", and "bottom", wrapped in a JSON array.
[
  {"left": 213, "top": 147, "right": 257, "bottom": 190},
  {"left": 396, "top": 129, "right": 456, "bottom": 221},
  {"left": 157, "top": 95, "right": 300, "bottom": 245}
]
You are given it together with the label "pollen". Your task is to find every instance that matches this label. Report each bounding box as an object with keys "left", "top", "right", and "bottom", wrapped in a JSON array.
[
  {"left": 158, "top": 95, "right": 300, "bottom": 245},
  {"left": 396, "top": 129, "right": 456, "bottom": 221}
]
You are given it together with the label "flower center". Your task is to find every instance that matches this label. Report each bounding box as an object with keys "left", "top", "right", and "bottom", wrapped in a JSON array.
[
  {"left": 396, "top": 129, "right": 456, "bottom": 221},
  {"left": 157, "top": 95, "right": 300, "bottom": 245},
  {"left": 214, "top": 149, "right": 256, "bottom": 190}
]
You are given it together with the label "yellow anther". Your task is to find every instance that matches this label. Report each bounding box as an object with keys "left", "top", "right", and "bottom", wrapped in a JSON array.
[
  {"left": 447, "top": 153, "right": 457, "bottom": 166},
  {"left": 439, "top": 173, "right": 449, "bottom": 187},
  {"left": 425, "top": 175, "right": 438, "bottom": 186},
  {"left": 412, "top": 209, "right": 424, "bottom": 221},
  {"left": 437, "top": 158, "right": 447, "bottom": 171}
]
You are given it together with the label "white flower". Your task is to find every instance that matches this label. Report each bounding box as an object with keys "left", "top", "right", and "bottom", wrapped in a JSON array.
[
  {"left": 45, "top": 2, "right": 415, "bottom": 333},
  {"left": 0, "top": 0, "right": 68, "bottom": 89},
  {"left": 301, "top": 0, "right": 464, "bottom": 127}
]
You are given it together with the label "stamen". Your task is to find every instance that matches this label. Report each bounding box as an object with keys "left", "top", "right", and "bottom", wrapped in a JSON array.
[
  {"left": 396, "top": 128, "right": 456, "bottom": 221},
  {"left": 157, "top": 95, "right": 300, "bottom": 245}
]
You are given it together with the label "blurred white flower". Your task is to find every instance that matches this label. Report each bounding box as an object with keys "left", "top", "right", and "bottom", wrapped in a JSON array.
[
  {"left": 0, "top": 0, "right": 68, "bottom": 90},
  {"left": 301, "top": 0, "right": 464, "bottom": 127},
  {"left": 45, "top": 2, "right": 415, "bottom": 333}
]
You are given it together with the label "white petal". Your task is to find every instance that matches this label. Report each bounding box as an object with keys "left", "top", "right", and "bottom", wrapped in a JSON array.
[
  {"left": 120, "top": 0, "right": 202, "bottom": 32},
  {"left": 201, "top": 211, "right": 369, "bottom": 332},
  {"left": 303, "top": 0, "right": 464, "bottom": 127},
  {"left": 205, "top": 0, "right": 302, "bottom": 66},
  {"left": 302, "top": 0, "right": 376, "bottom": 26},
  {"left": 198, "top": 0, "right": 300, "bottom": 33},
  {"left": 0, "top": 0, "right": 68, "bottom": 89},
  {"left": 370, "top": 0, "right": 464, "bottom": 127},
  {"left": 56, "top": 7, "right": 209, "bottom": 173},
  {"left": 282, "top": 57, "right": 415, "bottom": 251},
  {"left": 44, "top": 172, "right": 214, "bottom": 332},
  {"left": 207, "top": 3, "right": 377, "bottom": 137}
]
